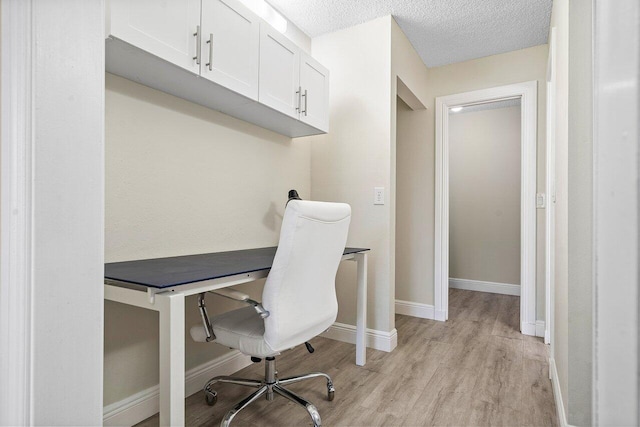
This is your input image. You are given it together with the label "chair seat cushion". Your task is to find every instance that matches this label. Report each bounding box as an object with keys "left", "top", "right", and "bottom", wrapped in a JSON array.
[{"left": 211, "top": 306, "right": 280, "bottom": 358}]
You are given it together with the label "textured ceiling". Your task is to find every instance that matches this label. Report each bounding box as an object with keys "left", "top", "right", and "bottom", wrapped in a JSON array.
[{"left": 267, "top": 0, "right": 552, "bottom": 67}]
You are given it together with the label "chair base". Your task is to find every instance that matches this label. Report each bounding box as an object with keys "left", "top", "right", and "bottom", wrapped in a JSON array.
[{"left": 203, "top": 357, "right": 334, "bottom": 427}]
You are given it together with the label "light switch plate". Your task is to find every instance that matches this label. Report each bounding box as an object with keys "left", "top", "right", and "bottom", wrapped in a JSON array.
[{"left": 374, "top": 187, "right": 385, "bottom": 205}]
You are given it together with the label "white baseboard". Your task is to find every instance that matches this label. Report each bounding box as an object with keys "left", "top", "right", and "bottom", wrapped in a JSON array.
[
  {"left": 521, "top": 321, "right": 537, "bottom": 336},
  {"left": 321, "top": 322, "right": 398, "bottom": 352},
  {"left": 184, "top": 350, "right": 252, "bottom": 396},
  {"left": 521, "top": 321, "right": 546, "bottom": 338},
  {"left": 103, "top": 386, "right": 159, "bottom": 427},
  {"left": 535, "top": 320, "right": 546, "bottom": 338},
  {"left": 395, "top": 299, "right": 435, "bottom": 319},
  {"left": 395, "top": 296, "right": 543, "bottom": 337},
  {"left": 449, "top": 278, "right": 520, "bottom": 296},
  {"left": 103, "top": 350, "right": 252, "bottom": 427},
  {"left": 550, "top": 357, "right": 570, "bottom": 427}
]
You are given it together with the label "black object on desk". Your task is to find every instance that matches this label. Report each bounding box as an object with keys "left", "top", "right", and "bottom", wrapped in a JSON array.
[{"left": 105, "top": 247, "right": 369, "bottom": 289}]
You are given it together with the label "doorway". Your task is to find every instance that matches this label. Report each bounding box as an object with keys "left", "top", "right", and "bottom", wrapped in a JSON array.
[
  {"left": 434, "top": 82, "right": 538, "bottom": 335},
  {"left": 447, "top": 99, "right": 522, "bottom": 334}
]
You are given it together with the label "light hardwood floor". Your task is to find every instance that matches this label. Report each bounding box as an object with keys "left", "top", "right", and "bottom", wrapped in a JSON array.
[{"left": 136, "top": 289, "right": 558, "bottom": 426}]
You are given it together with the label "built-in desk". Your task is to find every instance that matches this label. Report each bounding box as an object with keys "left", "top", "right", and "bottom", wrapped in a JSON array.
[{"left": 105, "top": 246, "right": 369, "bottom": 426}]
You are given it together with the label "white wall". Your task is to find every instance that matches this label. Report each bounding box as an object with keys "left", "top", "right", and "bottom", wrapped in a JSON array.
[
  {"left": 32, "top": 1, "right": 105, "bottom": 423},
  {"left": 550, "top": 2, "right": 598, "bottom": 424},
  {"left": 308, "top": 17, "right": 393, "bottom": 332},
  {"left": 448, "top": 106, "right": 521, "bottom": 285},
  {"left": 593, "top": 0, "right": 639, "bottom": 423},
  {"left": 0, "top": 0, "right": 105, "bottom": 424},
  {"left": 549, "top": 0, "right": 570, "bottom": 418},
  {"left": 104, "top": 73, "right": 311, "bottom": 406},
  {"left": 308, "top": 16, "right": 431, "bottom": 333}
]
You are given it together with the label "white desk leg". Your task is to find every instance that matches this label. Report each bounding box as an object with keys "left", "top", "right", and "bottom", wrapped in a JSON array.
[
  {"left": 355, "top": 252, "right": 368, "bottom": 366},
  {"left": 158, "top": 292, "right": 185, "bottom": 427}
]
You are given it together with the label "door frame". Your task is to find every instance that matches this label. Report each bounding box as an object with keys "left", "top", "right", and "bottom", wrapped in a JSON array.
[
  {"left": 545, "top": 27, "right": 557, "bottom": 347},
  {"left": 434, "top": 81, "right": 538, "bottom": 336},
  {"left": 0, "top": 1, "right": 34, "bottom": 423}
]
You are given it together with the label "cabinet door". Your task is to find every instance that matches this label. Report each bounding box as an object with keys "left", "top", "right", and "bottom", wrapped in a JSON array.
[
  {"left": 200, "top": 0, "right": 260, "bottom": 100},
  {"left": 299, "top": 53, "right": 329, "bottom": 131},
  {"left": 108, "top": 0, "right": 201, "bottom": 74},
  {"left": 259, "top": 25, "right": 300, "bottom": 119}
]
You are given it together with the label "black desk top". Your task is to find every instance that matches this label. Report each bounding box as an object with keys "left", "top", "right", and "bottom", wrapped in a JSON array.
[{"left": 105, "top": 247, "right": 369, "bottom": 289}]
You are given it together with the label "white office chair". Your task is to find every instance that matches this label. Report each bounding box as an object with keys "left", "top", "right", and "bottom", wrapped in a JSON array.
[{"left": 190, "top": 200, "right": 351, "bottom": 427}]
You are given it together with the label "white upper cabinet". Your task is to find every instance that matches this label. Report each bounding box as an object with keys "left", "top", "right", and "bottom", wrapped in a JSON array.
[
  {"left": 106, "top": 0, "right": 330, "bottom": 137},
  {"left": 200, "top": 0, "right": 260, "bottom": 100},
  {"left": 108, "top": 0, "right": 201, "bottom": 74},
  {"left": 299, "top": 53, "right": 329, "bottom": 131},
  {"left": 259, "top": 25, "right": 301, "bottom": 119}
]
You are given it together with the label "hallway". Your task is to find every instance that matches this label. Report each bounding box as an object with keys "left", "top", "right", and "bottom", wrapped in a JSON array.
[{"left": 137, "top": 289, "right": 557, "bottom": 426}]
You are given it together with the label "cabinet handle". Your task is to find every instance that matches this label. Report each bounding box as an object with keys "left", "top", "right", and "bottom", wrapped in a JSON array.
[
  {"left": 301, "top": 89, "right": 308, "bottom": 116},
  {"left": 295, "top": 86, "right": 301, "bottom": 112},
  {"left": 193, "top": 25, "right": 201, "bottom": 64},
  {"left": 205, "top": 34, "right": 213, "bottom": 71}
]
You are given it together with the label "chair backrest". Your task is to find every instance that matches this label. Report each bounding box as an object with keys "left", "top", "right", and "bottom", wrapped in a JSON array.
[{"left": 262, "top": 200, "right": 351, "bottom": 352}]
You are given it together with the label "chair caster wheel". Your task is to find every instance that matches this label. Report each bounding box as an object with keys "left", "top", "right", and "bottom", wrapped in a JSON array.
[{"left": 205, "top": 389, "right": 217, "bottom": 406}]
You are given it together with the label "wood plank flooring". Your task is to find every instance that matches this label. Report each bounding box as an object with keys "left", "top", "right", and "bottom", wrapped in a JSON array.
[{"left": 135, "top": 289, "right": 557, "bottom": 426}]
